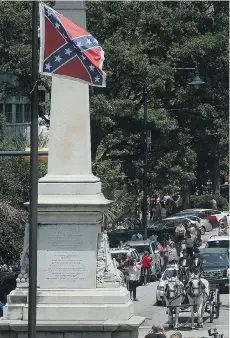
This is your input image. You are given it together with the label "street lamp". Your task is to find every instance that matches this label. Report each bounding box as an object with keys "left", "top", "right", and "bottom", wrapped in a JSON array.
[
  {"left": 188, "top": 66, "right": 205, "bottom": 88},
  {"left": 176, "top": 66, "right": 205, "bottom": 88},
  {"left": 142, "top": 83, "right": 149, "bottom": 240},
  {"left": 141, "top": 65, "right": 204, "bottom": 239}
]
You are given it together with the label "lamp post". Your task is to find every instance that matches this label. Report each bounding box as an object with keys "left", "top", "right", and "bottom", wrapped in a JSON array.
[
  {"left": 188, "top": 66, "right": 205, "bottom": 88},
  {"left": 142, "top": 83, "right": 148, "bottom": 240},
  {"left": 141, "top": 65, "right": 204, "bottom": 239}
]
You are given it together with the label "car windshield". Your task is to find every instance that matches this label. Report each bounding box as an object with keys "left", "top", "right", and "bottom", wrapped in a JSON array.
[
  {"left": 200, "top": 253, "right": 229, "bottom": 266},
  {"left": 130, "top": 245, "right": 150, "bottom": 254},
  {"left": 206, "top": 240, "right": 229, "bottom": 249},
  {"left": 162, "top": 269, "right": 178, "bottom": 280},
  {"left": 188, "top": 216, "right": 199, "bottom": 222},
  {"left": 152, "top": 220, "right": 168, "bottom": 227}
]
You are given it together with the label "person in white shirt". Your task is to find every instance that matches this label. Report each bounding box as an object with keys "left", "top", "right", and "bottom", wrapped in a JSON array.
[{"left": 128, "top": 258, "right": 142, "bottom": 301}]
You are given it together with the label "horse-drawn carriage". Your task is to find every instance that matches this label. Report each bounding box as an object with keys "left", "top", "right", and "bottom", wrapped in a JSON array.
[{"left": 163, "top": 258, "right": 221, "bottom": 329}]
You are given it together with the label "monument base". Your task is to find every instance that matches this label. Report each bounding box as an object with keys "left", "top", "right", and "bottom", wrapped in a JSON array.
[
  {"left": 0, "top": 316, "right": 144, "bottom": 338},
  {"left": 3, "top": 286, "right": 144, "bottom": 338},
  {"left": 4, "top": 285, "right": 136, "bottom": 322}
]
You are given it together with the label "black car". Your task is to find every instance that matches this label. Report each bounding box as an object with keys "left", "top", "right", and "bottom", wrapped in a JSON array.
[
  {"left": 199, "top": 248, "right": 229, "bottom": 291},
  {"left": 107, "top": 228, "right": 160, "bottom": 248},
  {"left": 149, "top": 218, "right": 188, "bottom": 235}
]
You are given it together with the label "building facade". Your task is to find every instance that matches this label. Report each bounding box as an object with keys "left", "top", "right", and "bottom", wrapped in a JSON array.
[{"left": 0, "top": 74, "right": 49, "bottom": 142}]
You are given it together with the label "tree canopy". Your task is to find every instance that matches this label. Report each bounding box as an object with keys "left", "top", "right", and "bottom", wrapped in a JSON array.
[
  {"left": 0, "top": 1, "right": 228, "bottom": 223},
  {"left": 87, "top": 1, "right": 229, "bottom": 196}
]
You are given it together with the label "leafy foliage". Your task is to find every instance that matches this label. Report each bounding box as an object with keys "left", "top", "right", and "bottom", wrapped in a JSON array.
[
  {"left": 0, "top": 201, "right": 26, "bottom": 266},
  {"left": 190, "top": 194, "right": 228, "bottom": 210},
  {"left": 0, "top": 2, "right": 228, "bottom": 237},
  {"left": 0, "top": 133, "right": 47, "bottom": 265},
  {"left": 86, "top": 1, "right": 228, "bottom": 197}
]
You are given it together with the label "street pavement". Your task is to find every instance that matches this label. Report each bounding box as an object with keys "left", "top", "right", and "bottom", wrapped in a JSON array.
[{"left": 134, "top": 228, "right": 230, "bottom": 338}]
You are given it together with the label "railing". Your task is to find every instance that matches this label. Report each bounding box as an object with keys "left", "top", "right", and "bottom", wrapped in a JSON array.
[
  {"left": 5, "top": 123, "right": 49, "bottom": 144},
  {"left": 5, "top": 123, "right": 30, "bottom": 139}
]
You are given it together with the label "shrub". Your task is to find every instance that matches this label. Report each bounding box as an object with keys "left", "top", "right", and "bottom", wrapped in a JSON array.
[{"left": 190, "top": 194, "right": 229, "bottom": 210}]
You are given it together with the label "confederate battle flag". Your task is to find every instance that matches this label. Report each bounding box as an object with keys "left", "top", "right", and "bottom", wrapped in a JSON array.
[{"left": 39, "top": 3, "right": 106, "bottom": 87}]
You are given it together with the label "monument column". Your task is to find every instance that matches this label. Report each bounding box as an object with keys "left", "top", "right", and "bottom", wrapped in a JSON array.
[{"left": 3, "top": 1, "right": 144, "bottom": 337}]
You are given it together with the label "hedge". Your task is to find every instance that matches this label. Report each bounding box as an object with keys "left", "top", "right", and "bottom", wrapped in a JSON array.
[{"left": 190, "top": 194, "right": 229, "bottom": 210}]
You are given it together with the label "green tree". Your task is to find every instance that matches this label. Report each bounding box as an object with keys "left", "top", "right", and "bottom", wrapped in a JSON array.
[
  {"left": 0, "top": 1, "right": 228, "bottom": 225},
  {"left": 87, "top": 1, "right": 228, "bottom": 198}
]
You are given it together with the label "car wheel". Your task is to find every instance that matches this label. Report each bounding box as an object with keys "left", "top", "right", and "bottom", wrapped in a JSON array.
[
  {"left": 201, "top": 226, "right": 206, "bottom": 235},
  {"left": 156, "top": 298, "right": 162, "bottom": 306},
  {"left": 150, "top": 274, "right": 157, "bottom": 282}
]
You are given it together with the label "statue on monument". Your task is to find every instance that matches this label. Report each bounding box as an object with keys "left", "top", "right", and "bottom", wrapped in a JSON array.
[{"left": 96, "top": 231, "right": 122, "bottom": 285}]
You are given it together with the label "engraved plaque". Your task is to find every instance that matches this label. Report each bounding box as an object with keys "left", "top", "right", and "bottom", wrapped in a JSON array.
[{"left": 37, "top": 224, "right": 98, "bottom": 288}]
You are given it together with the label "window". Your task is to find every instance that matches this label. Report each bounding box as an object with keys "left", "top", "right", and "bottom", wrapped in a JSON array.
[
  {"left": 200, "top": 253, "right": 228, "bottom": 266},
  {"left": 130, "top": 245, "right": 149, "bottom": 254},
  {"left": 0, "top": 103, "right": 3, "bottom": 113},
  {"left": 16, "top": 104, "right": 23, "bottom": 123},
  {"left": 5, "top": 104, "right": 12, "bottom": 123},
  {"left": 206, "top": 240, "right": 229, "bottom": 249},
  {"left": 38, "top": 90, "right": 46, "bottom": 102},
  {"left": 24, "top": 104, "right": 31, "bottom": 122},
  {"left": 163, "top": 269, "right": 178, "bottom": 280}
]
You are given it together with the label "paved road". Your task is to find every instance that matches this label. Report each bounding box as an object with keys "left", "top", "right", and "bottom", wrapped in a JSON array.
[{"left": 134, "top": 228, "right": 230, "bottom": 338}]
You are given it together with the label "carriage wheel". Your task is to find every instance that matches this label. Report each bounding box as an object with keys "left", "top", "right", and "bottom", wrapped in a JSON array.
[
  {"left": 215, "top": 289, "right": 220, "bottom": 318},
  {"left": 209, "top": 302, "right": 214, "bottom": 323}
]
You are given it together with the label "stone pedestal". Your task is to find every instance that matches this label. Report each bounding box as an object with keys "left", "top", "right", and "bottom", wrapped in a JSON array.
[{"left": 1, "top": 1, "right": 144, "bottom": 337}]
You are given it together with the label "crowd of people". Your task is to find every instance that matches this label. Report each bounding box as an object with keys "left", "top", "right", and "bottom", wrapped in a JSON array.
[
  {"left": 113, "top": 218, "right": 202, "bottom": 301},
  {"left": 148, "top": 192, "right": 182, "bottom": 221}
]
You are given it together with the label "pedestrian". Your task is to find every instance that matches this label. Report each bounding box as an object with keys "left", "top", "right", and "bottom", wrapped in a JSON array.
[
  {"left": 155, "top": 241, "right": 166, "bottom": 272},
  {"left": 185, "top": 233, "right": 194, "bottom": 258},
  {"left": 151, "top": 202, "right": 157, "bottom": 221},
  {"left": 128, "top": 258, "right": 141, "bottom": 301},
  {"left": 170, "top": 333, "right": 182, "bottom": 338},
  {"left": 142, "top": 251, "right": 152, "bottom": 285},
  {"left": 145, "top": 333, "right": 167, "bottom": 338},
  {"left": 123, "top": 252, "right": 131, "bottom": 266},
  {"left": 148, "top": 325, "right": 167, "bottom": 338},
  {"left": 137, "top": 232, "right": 143, "bottom": 240},
  {"left": 155, "top": 201, "right": 161, "bottom": 220},
  {"left": 160, "top": 201, "right": 166, "bottom": 219},
  {"left": 0, "top": 295, "right": 7, "bottom": 318},
  {"left": 175, "top": 223, "right": 186, "bottom": 242},
  {"left": 210, "top": 198, "right": 217, "bottom": 209},
  {"left": 166, "top": 242, "right": 179, "bottom": 265}
]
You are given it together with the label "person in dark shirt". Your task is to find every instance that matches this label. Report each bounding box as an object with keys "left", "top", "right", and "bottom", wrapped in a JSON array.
[{"left": 185, "top": 233, "right": 194, "bottom": 258}]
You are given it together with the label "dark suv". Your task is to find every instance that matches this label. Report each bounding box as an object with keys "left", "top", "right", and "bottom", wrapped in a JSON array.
[{"left": 199, "top": 248, "right": 229, "bottom": 291}]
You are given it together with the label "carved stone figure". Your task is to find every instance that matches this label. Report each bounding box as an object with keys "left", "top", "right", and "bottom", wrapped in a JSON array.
[{"left": 96, "top": 231, "right": 122, "bottom": 285}]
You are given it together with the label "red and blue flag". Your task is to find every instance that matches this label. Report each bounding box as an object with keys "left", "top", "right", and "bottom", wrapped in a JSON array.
[{"left": 39, "top": 3, "right": 106, "bottom": 87}]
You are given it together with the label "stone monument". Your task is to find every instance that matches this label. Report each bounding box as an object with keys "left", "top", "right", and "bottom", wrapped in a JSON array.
[{"left": 1, "top": 2, "right": 144, "bottom": 337}]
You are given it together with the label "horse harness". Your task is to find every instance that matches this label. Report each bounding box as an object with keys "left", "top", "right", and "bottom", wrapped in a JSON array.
[
  {"left": 165, "top": 280, "right": 184, "bottom": 305},
  {"left": 186, "top": 276, "right": 205, "bottom": 297}
]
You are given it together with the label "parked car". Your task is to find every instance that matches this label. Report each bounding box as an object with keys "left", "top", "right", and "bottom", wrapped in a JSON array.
[
  {"left": 110, "top": 247, "right": 142, "bottom": 287},
  {"left": 107, "top": 228, "right": 159, "bottom": 248},
  {"left": 149, "top": 218, "right": 188, "bottom": 235},
  {"left": 156, "top": 265, "right": 178, "bottom": 305},
  {"left": 164, "top": 215, "right": 211, "bottom": 234},
  {"left": 124, "top": 240, "right": 161, "bottom": 281},
  {"left": 205, "top": 235, "right": 230, "bottom": 249},
  {"left": 180, "top": 209, "right": 229, "bottom": 227},
  {"left": 110, "top": 247, "right": 141, "bottom": 263},
  {"left": 183, "top": 214, "right": 212, "bottom": 233},
  {"left": 199, "top": 248, "right": 229, "bottom": 291}
]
